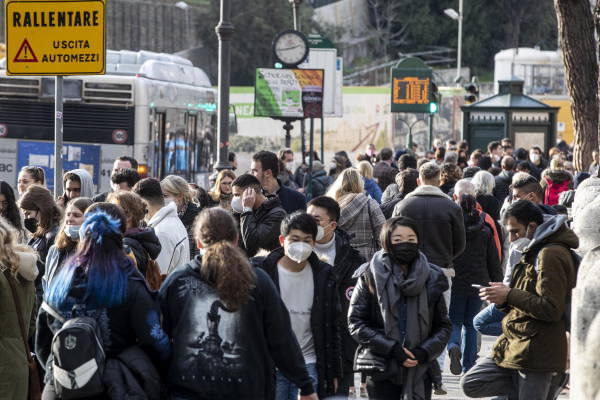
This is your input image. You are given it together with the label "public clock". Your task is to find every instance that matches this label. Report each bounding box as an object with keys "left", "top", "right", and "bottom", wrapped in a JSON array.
[{"left": 272, "top": 30, "right": 310, "bottom": 67}]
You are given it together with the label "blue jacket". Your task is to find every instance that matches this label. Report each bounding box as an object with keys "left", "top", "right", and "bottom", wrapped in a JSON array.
[
  {"left": 276, "top": 178, "right": 307, "bottom": 214},
  {"left": 363, "top": 177, "right": 382, "bottom": 203}
]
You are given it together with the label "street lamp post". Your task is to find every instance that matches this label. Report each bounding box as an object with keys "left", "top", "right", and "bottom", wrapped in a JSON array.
[
  {"left": 214, "top": 0, "right": 235, "bottom": 171},
  {"left": 289, "top": 0, "right": 302, "bottom": 31},
  {"left": 176, "top": 1, "right": 193, "bottom": 51},
  {"left": 444, "top": 0, "right": 463, "bottom": 87}
]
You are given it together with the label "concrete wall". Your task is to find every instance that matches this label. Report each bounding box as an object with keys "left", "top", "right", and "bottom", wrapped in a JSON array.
[{"left": 0, "top": 0, "right": 207, "bottom": 54}]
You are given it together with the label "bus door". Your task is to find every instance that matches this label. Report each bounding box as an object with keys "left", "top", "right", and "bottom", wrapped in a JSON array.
[{"left": 153, "top": 111, "right": 166, "bottom": 179}]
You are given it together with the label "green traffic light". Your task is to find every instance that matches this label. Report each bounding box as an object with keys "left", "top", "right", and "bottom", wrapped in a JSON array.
[
  {"left": 275, "top": 63, "right": 283, "bottom": 69},
  {"left": 430, "top": 102, "right": 438, "bottom": 113}
]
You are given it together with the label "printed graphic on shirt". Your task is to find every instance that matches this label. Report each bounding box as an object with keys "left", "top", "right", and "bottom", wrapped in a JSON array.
[{"left": 177, "top": 276, "right": 245, "bottom": 384}]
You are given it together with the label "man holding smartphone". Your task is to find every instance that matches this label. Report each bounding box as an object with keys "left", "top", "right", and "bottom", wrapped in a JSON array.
[{"left": 461, "top": 200, "right": 576, "bottom": 400}]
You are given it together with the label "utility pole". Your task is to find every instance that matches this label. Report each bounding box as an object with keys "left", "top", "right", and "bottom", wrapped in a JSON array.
[
  {"left": 290, "top": 0, "right": 302, "bottom": 31},
  {"left": 456, "top": 0, "right": 463, "bottom": 86},
  {"left": 214, "top": 0, "right": 235, "bottom": 171}
]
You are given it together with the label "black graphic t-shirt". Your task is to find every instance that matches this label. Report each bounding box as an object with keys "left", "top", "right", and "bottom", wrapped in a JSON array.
[{"left": 159, "top": 256, "right": 315, "bottom": 400}]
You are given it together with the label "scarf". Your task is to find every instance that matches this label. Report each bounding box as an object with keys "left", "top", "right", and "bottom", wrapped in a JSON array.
[
  {"left": 370, "top": 250, "right": 431, "bottom": 400},
  {"left": 177, "top": 200, "right": 189, "bottom": 219}
]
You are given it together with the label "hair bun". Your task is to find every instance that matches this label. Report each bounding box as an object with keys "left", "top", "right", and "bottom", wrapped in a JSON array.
[{"left": 81, "top": 210, "right": 121, "bottom": 244}]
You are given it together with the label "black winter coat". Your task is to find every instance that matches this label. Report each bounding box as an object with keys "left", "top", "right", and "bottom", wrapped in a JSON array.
[
  {"left": 124, "top": 227, "right": 162, "bottom": 276},
  {"left": 304, "top": 170, "right": 334, "bottom": 198},
  {"left": 179, "top": 201, "right": 201, "bottom": 260},
  {"left": 476, "top": 194, "right": 501, "bottom": 222},
  {"left": 240, "top": 195, "right": 287, "bottom": 257},
  {"left": 380, "top": 192, "right": 405, "bottom": 219},
  {"left": 348, "top": 252, "right": 452, "bottom": 385},
  {"left": 493, "top": 171, "right": 514, "bottom": 203},
  {"left": 331, "top": 229, "right": 367, "bottom": 372},
  {"left": 451, "top": 216, "right": 503, "bottom": 295},
  {"left": 252, "top": 248, "right": 343, "bottom": 399},
  {"left": 28, "top": 223, "right": 60, "bottom": 302},
  {"left": 439, "top": 181, "right": 457, "bottom": 195},
  {"left": 392, "top": 186, "right": 466, "bottom": 269},
  {"left": 159, "top": 255, "right": 316, "bottom": 399}
]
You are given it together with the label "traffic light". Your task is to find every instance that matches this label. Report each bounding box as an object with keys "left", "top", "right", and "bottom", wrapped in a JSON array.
[
  {"left": 464, "top": 77, "right": 480, "bottom": 103},
  {"left": 429, "top": 80, "right": 440, "bottom": 113}
]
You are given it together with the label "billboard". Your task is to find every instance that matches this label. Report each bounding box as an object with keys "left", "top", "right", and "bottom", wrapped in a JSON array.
[{"left": 254, "top": 68, "right": 324, "bottom": 118}]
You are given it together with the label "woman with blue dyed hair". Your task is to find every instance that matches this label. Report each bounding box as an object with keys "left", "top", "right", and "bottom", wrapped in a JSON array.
[{"left": 36, "top": 203, "right": 172, "bottom": 400}]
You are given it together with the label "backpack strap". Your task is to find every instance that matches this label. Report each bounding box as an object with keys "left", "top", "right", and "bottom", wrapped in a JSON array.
[{"left": 41, "top": 301, "right": 67, "bottom": 324}]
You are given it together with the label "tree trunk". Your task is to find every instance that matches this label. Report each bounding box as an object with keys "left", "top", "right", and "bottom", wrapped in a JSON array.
[{"left": 554, "top": 0, "right": 598, "bottom": 172}]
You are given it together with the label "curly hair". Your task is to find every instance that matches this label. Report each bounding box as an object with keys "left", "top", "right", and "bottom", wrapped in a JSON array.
[
  {"left": 440, "top": 163, "right": 462, "bottom": 185},
  {"left": 195, "top": 208, "right": 256, "bottom": 311}
]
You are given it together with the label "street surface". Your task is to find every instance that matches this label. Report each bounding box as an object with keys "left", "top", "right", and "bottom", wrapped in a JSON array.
[{"left": 352, "top": 334, "right": 570, "bottom": 400}]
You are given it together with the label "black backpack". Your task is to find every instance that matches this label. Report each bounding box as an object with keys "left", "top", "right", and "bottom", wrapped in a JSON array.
[
  {"left": 41, "top": 302, "right": 106, "bottom": 399},
  {"left": 533, "top": 244, "right": 581, "bottom": 332}
]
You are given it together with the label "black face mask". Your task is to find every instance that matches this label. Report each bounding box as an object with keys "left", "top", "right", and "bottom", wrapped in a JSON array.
[
  {"left": 390, "top": 242, "right": 419, "bottom": 265},
  {"left": 24, "top": 217, "right": 39, "bottom": 233}
]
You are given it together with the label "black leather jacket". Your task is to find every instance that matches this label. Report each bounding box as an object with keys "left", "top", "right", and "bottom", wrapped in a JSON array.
[
  {"left": 348, "top": 253, "right": 452, "bottom": 386},
  {"left": 28, "top": 223, "right": 60, "bottom": 301}
]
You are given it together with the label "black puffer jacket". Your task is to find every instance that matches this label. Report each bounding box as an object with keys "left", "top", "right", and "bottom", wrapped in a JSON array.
[
  {"left": 476, "top": 194, "right": 501, "bottom": 222},
  {"left": 304, "top": 170, "right": 334, "bottom": 198},
  {"left": 240, "top": 195, "right": 287, "bottom": 257},
  {"left": 252, "top": 248, "right": 343, "bottom": 399},
  {"left": 493, "top": 171, "right": 514, "bottom": 203},
  {"left": 28, "top": 223, "right": 60, "bottom": 302},
  {"left": 451, "top": 216, "right": 503, "bottom": 295},
  {"left": 124, "top": 227, "right": 162, "bottom": 276},
  {"left": 331, "top": 229, "right": 366, "bottom": 372},
  {"left": 392, "top": 186, "right": 466, "bottom": 269},
  {"left": 348, "top": 250, "right": 452, "bottom": 385},
  {"left": 380, "top": 192, "right": 405, "bottom": 219}
]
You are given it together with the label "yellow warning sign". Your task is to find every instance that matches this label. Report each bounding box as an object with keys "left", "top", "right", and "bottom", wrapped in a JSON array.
[{"left": 5, "top": 0, "right": 105, "bottom": 75}]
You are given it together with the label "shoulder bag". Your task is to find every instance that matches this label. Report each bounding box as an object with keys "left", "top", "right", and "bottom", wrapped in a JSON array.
[{"left": 2, "top": 267, "right": 42, "bottom": 400}]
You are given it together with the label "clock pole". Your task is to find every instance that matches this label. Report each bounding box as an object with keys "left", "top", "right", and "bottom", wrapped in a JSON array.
[
  {"left": 289, "top": 0, "right": 303, "bottom": 31},
  {"left": 215, "top": 0, "right": 235, "bottom": 171}
]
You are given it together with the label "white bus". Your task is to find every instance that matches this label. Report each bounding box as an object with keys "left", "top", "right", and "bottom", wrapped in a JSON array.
[{"left": 0, "top": 49, "right": 218, "bottom": 194}]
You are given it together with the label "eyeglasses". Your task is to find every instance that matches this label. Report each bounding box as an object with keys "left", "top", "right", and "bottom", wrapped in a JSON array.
[
  {"left": 0, "top": 201, "right": 8, "bottom": 207},
  {"left": 221, "top": 182, "right": 233, "bottom": 187}
]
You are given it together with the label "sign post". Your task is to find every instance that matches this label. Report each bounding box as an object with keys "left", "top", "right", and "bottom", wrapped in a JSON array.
[{"left": 5, "top": 0, "right": 106, "bottom": 198}]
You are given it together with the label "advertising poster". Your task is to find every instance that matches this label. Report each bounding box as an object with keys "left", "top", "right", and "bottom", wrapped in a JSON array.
[{"left": 254, "top": 68, "right": 324, "bottom": 118}]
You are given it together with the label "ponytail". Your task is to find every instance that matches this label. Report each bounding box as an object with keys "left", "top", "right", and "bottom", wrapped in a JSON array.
[
  {"left": 195, "top": 208, "right": 256, "bottom": 311},
  {"left": 459, "top": 193, "right": 480, "bottom": 225},
  {"left": 202, "top": 241, "right": 255, "bottom": 311}
]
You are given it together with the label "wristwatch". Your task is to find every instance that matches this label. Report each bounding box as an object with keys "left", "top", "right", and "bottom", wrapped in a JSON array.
[{"left": 243, "top": 206, "right": 252, "bottom": 213}]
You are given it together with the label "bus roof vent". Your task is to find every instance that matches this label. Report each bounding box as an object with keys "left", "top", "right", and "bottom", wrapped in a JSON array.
[
  {"left": 138, "top": 60, "right": 211, "bottom": 87},
  {"left": 0, "top": 74, "right": 41, "bottom": 97},
  {"left": 82, "top": 80, "right": 134, "bottom": 105}
]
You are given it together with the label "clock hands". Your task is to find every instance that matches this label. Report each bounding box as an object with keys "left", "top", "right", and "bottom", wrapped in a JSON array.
[{"left": 278, "top": 44, "right": 304, "bottom": 52}]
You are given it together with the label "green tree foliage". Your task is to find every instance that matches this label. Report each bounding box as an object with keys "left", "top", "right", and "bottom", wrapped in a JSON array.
[
  {"left": 367, "top": 0, "right": 557, "bottom": 71},
  {"left": 196, "top": 0, "right": 318, "bottom": 86}
]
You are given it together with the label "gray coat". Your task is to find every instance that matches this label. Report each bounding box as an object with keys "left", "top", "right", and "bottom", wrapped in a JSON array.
[{"left": 338, "top": 193, "right": 385, "bottom": 261}]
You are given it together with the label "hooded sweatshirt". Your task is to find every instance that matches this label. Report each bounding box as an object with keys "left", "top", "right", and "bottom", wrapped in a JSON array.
[
  {"left": 64, "top": 168, "right": 95, "bottom": 199},
  {"left": 147, "top": 202, "right": 190, "bottom": 274}
]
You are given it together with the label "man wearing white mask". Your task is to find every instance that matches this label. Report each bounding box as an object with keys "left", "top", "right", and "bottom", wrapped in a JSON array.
[
  {"left": 231, "top": 173, "right": 287, "bottom": 257},
  {"left": 251, "top": 211, "right": 342, "bottom": 400},
  {"left": 529, "top": 146, "right": 548, "bottom": 171},
  {"left": 488, "top": 141, "right": 503, "bottom": 168}
]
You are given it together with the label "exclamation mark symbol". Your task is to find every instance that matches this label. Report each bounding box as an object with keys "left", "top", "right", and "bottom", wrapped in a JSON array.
[{"left": 24, "top": 46, "right": 27, "bottom": 59}]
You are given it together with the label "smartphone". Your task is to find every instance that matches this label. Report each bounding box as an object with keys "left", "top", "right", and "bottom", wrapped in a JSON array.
[{"left": 472, "top": 284, "right": 486, "bottom": 289}]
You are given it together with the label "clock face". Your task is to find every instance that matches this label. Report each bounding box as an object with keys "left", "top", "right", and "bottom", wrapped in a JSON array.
[{"left": 273, "top": 31, "right": 309, "bottom": 66}]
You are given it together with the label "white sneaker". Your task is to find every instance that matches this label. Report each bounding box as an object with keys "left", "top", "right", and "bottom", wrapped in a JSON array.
[{"left": 434, "top": 382, "right": 448, "bottom": 395}]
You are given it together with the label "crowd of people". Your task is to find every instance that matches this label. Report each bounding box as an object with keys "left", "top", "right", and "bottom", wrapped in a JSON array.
[{"left": 0, "top": 136, "right": 590, "bottom": 400}]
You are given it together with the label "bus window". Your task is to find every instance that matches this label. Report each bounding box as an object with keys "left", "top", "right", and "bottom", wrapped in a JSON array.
[
  {"left": 188, "top": 114, "right": 197, "bottom": 181},
  {"left": 154, "top": 112, "right": 165, "bottom": 179}
]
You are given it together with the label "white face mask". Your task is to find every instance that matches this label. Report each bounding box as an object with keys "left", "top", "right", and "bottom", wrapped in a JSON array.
[
  {"left": 285, "top": 241, "right": 313, "bottom": 263},
  {"left": 305, "top": 156, "right": 311, "bottom": 165},
  {"left": 530, "top": 153, "right": 540, "bottom": 163},
  {"left": 64, "top": 224, "right": 82, "bottom": 239},
  {"left": 285, "top": 161, "right": 294, "bottom": 172},
  {"left": 511, "top": 237, "right": 531, "bottom": 252},
  {"left": 316, "top": 222, "right": 333, "bottom": 241},
  {"left": 164, "top": 197, "right": 174, "bottom": 206},
  {"left": 231, "top": 196, "right": 244, "bottom": 213},
  {"left": 329, "top": 162, "right": 337, "bottom": 170},
  {"left": 494, "top": 154, "right": 501, "bottom": 162}
]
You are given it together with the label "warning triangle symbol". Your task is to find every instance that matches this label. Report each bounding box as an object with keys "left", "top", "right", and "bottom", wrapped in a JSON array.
[{"left": 13, "top": 39, "right": 38, "bottom": 63}]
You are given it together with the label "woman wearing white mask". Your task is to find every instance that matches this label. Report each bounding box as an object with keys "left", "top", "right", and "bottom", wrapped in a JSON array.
[
  {"left": 251, "top": 211, "right": 342, "bottom": 400},
  {"left": 42, "top": 197, "right": 93, "bottom": 292},
  {"left": 161, "top": 175, "right": 202, "bottom": 259}
]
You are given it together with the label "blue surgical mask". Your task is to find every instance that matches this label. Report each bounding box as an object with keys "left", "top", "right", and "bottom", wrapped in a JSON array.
[{"left": 64, "top": 224, "right": 82, "bottom": 239}]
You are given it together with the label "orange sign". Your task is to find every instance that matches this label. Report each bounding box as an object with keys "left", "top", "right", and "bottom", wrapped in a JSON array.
[{"left": 392, "top": 76, "right": 430, "bottom": 105}]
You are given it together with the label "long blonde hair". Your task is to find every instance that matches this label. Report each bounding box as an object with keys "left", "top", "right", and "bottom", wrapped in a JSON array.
[
  {"left": 326, "top": 168, "right": 365, "bottom": 201},
  {"left": 0, "top": 217, "right": 37, "bottom": 281},
  {"left": 161, "top": 175, "right": 200, "bottom": 207},
  {"left": 357, "top": 161, "right": 374, "bottom": 180},
  {"left": 209, "top": 169, "right": 236, "bottom": 202}
]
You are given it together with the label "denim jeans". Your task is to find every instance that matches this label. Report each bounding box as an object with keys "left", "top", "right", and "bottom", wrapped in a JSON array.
[
  {"left": 447, "top": 293, "right": 484, "bottom": 373},
  {"left": 473, "top": 303, "right": 506, "bottom": 337},
  {"left": 461, "top": 356, "right": 566, "bottom": 400},
  {"left": 436, "top": 273, "right": 452, "bottom": 372},
  {"left": 276, "top": 362, "right": 318, "bottom": 400}
]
